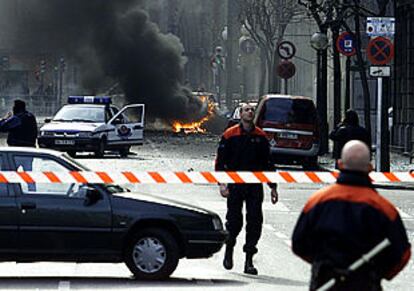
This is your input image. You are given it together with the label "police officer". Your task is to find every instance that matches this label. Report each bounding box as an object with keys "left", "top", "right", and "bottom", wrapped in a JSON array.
[
  {"left": 292, "top": 140, "right": 411, "bottom": 290},
  {"left": 216, "top": 103, "right": 278, "bottom": 275},
  {"left": 0, "top": 99, "right": 37, "bottom": 147}
]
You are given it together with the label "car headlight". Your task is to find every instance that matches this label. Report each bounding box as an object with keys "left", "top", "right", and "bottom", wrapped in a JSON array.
[
  {"left": 212, "top": 217, "right": 223, "bottom": 230},
  {"left": 77, "top": 132, "right": 93, "bottom": 138},
  {"left": 41, "top": 131, "right": 54, "bottom": 136}
]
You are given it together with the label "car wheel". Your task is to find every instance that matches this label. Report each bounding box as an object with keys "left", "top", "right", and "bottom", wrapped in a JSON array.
[
  {"left": 120, "top": 146, "right": 130, "bottom": 158},
  {"left": 125, "top": 228, "right": 179, "bottom": 280},
  {"left": 303, "top": 156, "right": 318, "bottom": 170},
  {"left": 95, "top": 138, "right": 106, "bottom": 158}
]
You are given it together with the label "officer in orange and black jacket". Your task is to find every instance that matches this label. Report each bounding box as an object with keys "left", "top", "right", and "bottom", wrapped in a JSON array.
[
  {"left": 216, "top": 103, "right": 278, "bottom": 275},
  {"left": 292, "top": 140, "right": 411, "bottom": 291}
]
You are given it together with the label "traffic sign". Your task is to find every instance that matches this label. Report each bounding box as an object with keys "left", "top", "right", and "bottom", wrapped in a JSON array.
[
  {"left": 277, "top": 41, "right": 296, "bottom": 59},
  {"left": 336, "top": 32, "right": 356, "bottom": 57},
  {"left": 277, "top": 60, "right": 296, "bottom": 79},
  {"left": 370, "top": 66, "right": 391, "bottom": 77},
  {"left": 366, "top": 17, "right": 395, "bottom": 37},
  {"left": 367, "top": 37, "right": 394, "bottom": 65}
]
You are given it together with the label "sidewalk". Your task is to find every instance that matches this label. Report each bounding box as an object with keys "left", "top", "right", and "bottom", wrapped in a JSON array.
[
  {"left": 319, "top": 152, "right": 413, "bottom": 172},
  {"left": 319, "top": 152, "right": 414, "bottom": 190}
]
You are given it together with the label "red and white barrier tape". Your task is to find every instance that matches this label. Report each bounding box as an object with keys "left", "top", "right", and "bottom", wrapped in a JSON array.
[{"left": 0, "top": 171, "right": 412, "bottom": 184}]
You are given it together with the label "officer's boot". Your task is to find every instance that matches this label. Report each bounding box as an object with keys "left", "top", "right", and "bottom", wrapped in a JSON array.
[
  {"left": 244, "top": 253, "right": 258, "bottom": 275},
  {"left": 223, "top": 244, "right": 234, "bottom": 270}
]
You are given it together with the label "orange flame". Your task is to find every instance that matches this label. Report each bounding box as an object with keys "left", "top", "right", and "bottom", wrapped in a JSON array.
[{"left": 172, "top": 96, "right": 215, "bottom": 134}]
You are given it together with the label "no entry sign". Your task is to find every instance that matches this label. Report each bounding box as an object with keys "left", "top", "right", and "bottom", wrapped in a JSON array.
[
  {"left": 277, "top": 60, "right": 296, "bottom": 79},
  {"left": 336, "top": 32, "right": 356, "bottom": 57},
  {"left": 367, "top": 37, "right": 394, "bottom": 65}
]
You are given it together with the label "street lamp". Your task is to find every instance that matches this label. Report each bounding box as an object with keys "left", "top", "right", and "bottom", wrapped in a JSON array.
[
  {"left": 311, "top": 32, "right": 329, "bottom": 154},
  {"left": 310, "top": 32, "right": 329, "bottom": 51}
]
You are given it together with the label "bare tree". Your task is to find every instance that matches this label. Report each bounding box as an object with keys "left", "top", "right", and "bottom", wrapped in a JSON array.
[
  {"left": 298, "top": 0, "right": 392, "bottom": 159},
  {"left": 239, "top": 0, "right": 302, "bottom": 94}
]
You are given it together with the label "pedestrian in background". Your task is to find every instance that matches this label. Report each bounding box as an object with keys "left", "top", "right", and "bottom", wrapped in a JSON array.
[
  {"left": 0, "top": 99, "right": 37, "bottom": 147},
  {"left": 292, "top": 140, "right": 411, "bottom": 290},
  {"left": 329, "top": 109, "right": 371, "bottom": 168},
  {"left": 215, "top": 103, "right": 278, "bottom": 275},
  {"left": 0, "top": 100, "right": 37, "bottom": 191}
]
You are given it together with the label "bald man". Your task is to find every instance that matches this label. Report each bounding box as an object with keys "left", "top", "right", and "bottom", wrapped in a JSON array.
[{"left": 291, "top": 140, "right": 411, "bottom": 291}]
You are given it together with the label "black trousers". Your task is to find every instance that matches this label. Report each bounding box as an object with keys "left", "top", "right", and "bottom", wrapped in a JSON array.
[
  {"left": 310, "top": 262, "right": 382, "bottom": 291},
  {"left": 225, "top": 184, "right": 264, "bottom": 254}
]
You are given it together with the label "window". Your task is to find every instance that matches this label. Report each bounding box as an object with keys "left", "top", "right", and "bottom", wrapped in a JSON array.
[
  {"left": 262, "top": 98, "right": 317, "bottom": 124},
  {"left": 13, "top": 155, "right": 86, "bottom": 197},
  {"left": 119, "top": 107, "right": 143, "bottom": 124},
  {"left": 105, "top": 108, "right": 113, "bottom": 122},
  {"left": 0, "top": 155, "right": 7, "bottom": 196},
  {"left": 53, "top": 106, "right": 106, "bottom": 123}
]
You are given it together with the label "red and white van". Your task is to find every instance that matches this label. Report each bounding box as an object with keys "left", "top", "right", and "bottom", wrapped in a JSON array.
[{"left": 254, "top": 94, "right": 320, "bottom": 169}]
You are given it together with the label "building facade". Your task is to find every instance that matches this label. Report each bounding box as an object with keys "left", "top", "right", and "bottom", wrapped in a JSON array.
[{"left": 394, "top": 0, "right": 414, "bottom": 152}]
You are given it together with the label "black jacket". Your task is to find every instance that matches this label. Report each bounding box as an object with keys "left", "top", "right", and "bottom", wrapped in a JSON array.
[
  {"left": 215, "top": 124, "right": 274, "bottom": 172},
  {"left": 329, "top": 124, "right": 371, "bottom": 158},
  {"left": 0, "top": 111, "right": 37, "bottom": 147},
  {"left": 292, "top": 171, "right": 411, "bottom": 281}
]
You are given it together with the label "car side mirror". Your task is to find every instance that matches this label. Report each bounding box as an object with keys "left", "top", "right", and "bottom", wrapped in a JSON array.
[
  {"left": 44, "top": 118, "right": 52, "bottom": 123},
  {"left": 84, "top": 188, "right": 102, "bottom": 206}
]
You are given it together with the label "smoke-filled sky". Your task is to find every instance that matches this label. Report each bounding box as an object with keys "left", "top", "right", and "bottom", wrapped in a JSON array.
[{"left": 3, "top": 0, "right": 203, "bottom": 122}]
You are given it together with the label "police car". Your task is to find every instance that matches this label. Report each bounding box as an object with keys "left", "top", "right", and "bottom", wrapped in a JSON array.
[{"left": 38, "top": 96, "right": 145, "bottom": 157}]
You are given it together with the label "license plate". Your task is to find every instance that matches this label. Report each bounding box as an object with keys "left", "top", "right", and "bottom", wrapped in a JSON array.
[
  {"left": 278, "top": 132, "right": 298, "bottom": 139},
  {"left": 55, "top": 140, "right": 75, "bottom": 145}
]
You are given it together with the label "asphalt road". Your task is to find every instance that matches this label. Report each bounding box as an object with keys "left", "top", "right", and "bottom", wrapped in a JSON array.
[{"left": 0, "top": 132, "right": 413, "bottom": 290}]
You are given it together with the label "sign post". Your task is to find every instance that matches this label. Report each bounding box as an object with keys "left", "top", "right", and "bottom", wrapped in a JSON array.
[
  {"left": 367, "top": 35, "right": 394, "bottom": 171},
  {"left": 277, "top": 41, "right": 296, "bottom": 94},
  {"left": 336, "top": 32, "right": 357, "bottom": 112},
  {"left": 376, "top": 77, "right": 383, "bottom": 171}
]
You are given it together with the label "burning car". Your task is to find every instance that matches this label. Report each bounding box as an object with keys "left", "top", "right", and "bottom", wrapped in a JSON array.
[{"left": 172, "top": 92, "right": 217, "bottom": 134}]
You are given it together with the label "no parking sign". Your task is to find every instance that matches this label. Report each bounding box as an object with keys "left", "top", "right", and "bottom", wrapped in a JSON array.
[
  {"left": 367, "top": 36, "right": 394, "bottom": 65},
  {"left": 336, "top": 32, "right": 356, "bottom": 57}
]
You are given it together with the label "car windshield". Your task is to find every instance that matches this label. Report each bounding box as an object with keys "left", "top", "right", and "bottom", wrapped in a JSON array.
[
  {"left": 53, "top": 106, "right": 105, "bottom": 123},
  {"left": 262, "top": 98, "right": 317, "bottom": 124},
  {"left": 62, "top": 153, "right": 129, "bottom": 193},
  {"left": 61, "top": 153, "right": 91, "bottom": 170}
]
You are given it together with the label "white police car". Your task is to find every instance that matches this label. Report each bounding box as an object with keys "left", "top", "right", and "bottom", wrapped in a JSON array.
[{"left": 38, "top": 96, "right": 145, "bottom": 157}]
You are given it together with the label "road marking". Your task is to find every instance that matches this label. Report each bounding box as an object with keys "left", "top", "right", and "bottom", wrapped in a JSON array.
[
  {"left": 58, "top": 281, "right": 70, "bottom": 290},
  {"left": 397, "top": 207, "right": 412, "bottom": 219},
  {"left": 272, "top": 201, "right": 290, "bottom": 212},
  {"left": 263, "top": 224, "right": 292, "bottom": 247}
]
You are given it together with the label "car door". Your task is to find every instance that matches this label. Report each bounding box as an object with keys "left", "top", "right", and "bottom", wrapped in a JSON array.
[
  {"left": 107, "top": 104, "right": 145, "bottom": 147},
  {"left": 11, "top": 153, "right": 113, "bottom": 258},
  {"left": 0, "top": 153, "right": 18, "bottom": 258}
]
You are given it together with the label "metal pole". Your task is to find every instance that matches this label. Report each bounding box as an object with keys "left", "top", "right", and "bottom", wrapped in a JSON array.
[
  {"left": 284, "top": 78, "right": 288, "bottom": 94},
  {"left": 59, "top": 69, "right": 63, "bottom": 105},
  {"left": 376, "top": 77, "right": 383, "bottom": 171},
  {"left": 217, "top": 67, "right": 221, "bottom": 107},
  {"left": 345, "top": 57, "right": 351, "bottom": 112},
  {"left": 316, "top": 49, "right": 329, "bottom": 154}
]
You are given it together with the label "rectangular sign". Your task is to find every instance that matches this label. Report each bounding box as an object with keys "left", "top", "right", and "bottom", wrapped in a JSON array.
[
  {"left": 367, "top": 17, "right": 395, "bottom": 36},
  {"left": 370, "top": 66, "right": 391, "bottom": 77}
]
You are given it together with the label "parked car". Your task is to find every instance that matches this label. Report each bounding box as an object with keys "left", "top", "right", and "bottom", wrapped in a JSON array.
[
  {"left": 0, "top": 147, "right": 226, "bottom": 280},
  {"left": 254, "top": 94, "right": 320, "bottom": 169},
  {"left": 38, "top": 96, "right": 145, "bottom": 158}
]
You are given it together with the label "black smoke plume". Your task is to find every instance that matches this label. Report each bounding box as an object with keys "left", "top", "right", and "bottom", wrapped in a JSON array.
[{"left": 8, "top": 0, "right": 203, "bottom": 122}]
